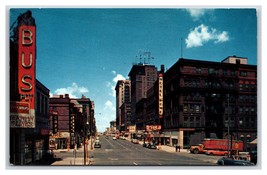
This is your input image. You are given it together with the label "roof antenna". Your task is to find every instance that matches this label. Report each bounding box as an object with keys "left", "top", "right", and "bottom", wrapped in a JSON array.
[{"left": 181, "top": 38, "right": 183, "bottom": 58}]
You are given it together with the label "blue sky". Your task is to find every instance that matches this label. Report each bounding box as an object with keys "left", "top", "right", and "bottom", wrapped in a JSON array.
[{"left": 9, "top": 8, "right": 257, "bottom": 132}]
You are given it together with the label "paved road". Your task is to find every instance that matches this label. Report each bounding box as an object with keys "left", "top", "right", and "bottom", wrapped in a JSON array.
[{"left": 93, "top": 135, "right": 217, "bottom": 166}]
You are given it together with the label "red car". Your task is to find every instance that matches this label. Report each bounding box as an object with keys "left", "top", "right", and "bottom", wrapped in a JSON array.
[{"left": 205, "top": 150, "right": 228, "bottom": 156}]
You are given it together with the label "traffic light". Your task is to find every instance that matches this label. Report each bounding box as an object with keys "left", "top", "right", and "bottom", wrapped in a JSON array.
[
  {"left": 53, "top": 115, "right": 58, "bottom": 134},
  {"left": 70, "top": 115, "right": 75, "bottom": 133}
]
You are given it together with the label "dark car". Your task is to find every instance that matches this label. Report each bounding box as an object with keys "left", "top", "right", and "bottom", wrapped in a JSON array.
[
  {"left": 143, "top": 142, "right": 149, "bottom": 148},
  {"left": 94, "top": 142, "right": 101, "bottom": 148},
  {"left": 249, "top": 150, "right": 257, "bottom": 164},
  {"left": 148, "top": 143, "right": 157, "bottom": 149},
  {"left": 217, "top": 157, "right": 255, "bottom": 166}
]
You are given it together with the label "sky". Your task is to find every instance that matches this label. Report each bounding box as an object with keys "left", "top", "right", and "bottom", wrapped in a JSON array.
[{"left": 9, "top": 8, "right": 257, "bottom": 132}]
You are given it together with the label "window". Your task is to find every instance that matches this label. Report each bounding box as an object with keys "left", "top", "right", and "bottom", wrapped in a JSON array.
[
  {"left": 183, "top": 105, "right": 188, "bottom": 112},
  {"left": 195, "top": 105, "right": 200, "bottom": 113},
  {"left": 196, "top": 67, "right": 202, "bottom": 74},
  {"left": 239, "top": 84, "right": 243, "bottom": 91},
  {"left": 223, "top": 70, "right": 228, "bottom": 76},
  {"left": 208, "top": 68, "right": 214, "bottom": 75},
  {"left": 240, "top": 71, "right": 248, "bottom": 77},
  {"left": 215, "top": 69, "right": 220, "bottom": 75},
  {"left": 231, "top": 70, "right": 236, "bottom": 76}
]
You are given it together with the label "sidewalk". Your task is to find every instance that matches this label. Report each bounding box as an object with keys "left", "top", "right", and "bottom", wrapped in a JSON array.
[
  {"left": 158, "top": 145, "right": 189, "bottom": 153},
  {"left": 52, "top": 145, "right": 94, "bottom": 165},
  {"left": 136, "top": 140, "right": 189, "bottom": 153}
]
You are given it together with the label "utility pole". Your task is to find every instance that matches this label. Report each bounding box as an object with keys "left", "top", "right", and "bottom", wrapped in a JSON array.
[{"left": 227, "top": 94, "right": 230, "bottom": 157}]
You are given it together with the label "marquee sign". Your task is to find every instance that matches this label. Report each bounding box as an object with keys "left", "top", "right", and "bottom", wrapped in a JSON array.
[
  {"left": 146, "top": 125, "right": 162, "bottom": 131},
  {"left": 158, "top": 74, "right": 163, "bottom": 118},
  {"left": 10, "top": 25, "right": 36, "bottom": 128}
]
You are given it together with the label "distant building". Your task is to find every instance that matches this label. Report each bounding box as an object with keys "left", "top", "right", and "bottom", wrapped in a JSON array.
[
  {"left": 128, "top": 64, "right": 158, "bottom": 130},
  {"left": 49, "top": 95, "right": 95, "bottom": 150},
  {"left": 115, "top": 80, "right": 131, "bottom": 131},
  {"left": 110, "top": 120, "right": 116, "bottom": 133},
  {"left": 162, "top": 56, "right": 257, "bottom": 150}
]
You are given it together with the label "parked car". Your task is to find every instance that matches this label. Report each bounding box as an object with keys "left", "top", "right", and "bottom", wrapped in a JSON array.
[
  {"left": 112, "top": 136, "right": 117, "bottom": 140},
  {"left": 249, "top": 150, "right": 257, "bottom": 164},
  {"left": 132, "top": 139, "right": 139, "bottom": 144},
  {"left": 148, "top": 143, "right": 157, "bottom": 149},
  {"left": 216, "top": 157, "right": 255, "bottom": 166},
  {"left": 43, "top": 149, "right": 54, "bottom": 160},
  {"left": 205, "top": 150, "right": 228, "bottom": 156},
  {"left": 143, "top": 142, "right": 149, "bottom": 148},
  {"left": 94, "top": 142, "right": 101, "bottom": 148}
]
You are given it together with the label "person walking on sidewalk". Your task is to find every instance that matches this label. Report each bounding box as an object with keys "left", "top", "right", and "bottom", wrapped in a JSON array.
[{"left": 175, "top": 145, "right": 181, "bottom": 152}]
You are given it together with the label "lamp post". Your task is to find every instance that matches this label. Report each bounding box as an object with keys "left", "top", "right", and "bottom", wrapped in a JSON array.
[
  {"left": 227, "top": 94, "right": 231, "bottom": 158},
  {"left": 236, "top": 120, "right": 243, "bottom": 159},
  {"left": 84, "top": 121, "right": 89, "bottom": 165}
]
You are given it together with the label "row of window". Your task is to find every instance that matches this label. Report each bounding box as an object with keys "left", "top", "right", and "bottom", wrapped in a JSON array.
[
  {"left": 196, "top": 68, "right": 254, "bottom": 78},
  {"left": 182, "top": 103, "right": 256, "bottom": 114},
  {"left": 36, "top": 92, "right": 48, "bottom": 115},
  {"left": 183, "top": 79, "right": 256, "bottom": 92}
]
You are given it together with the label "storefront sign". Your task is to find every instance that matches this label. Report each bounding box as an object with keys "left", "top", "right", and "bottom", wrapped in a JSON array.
[
  {"left": 146, "top": 125, "right": 162, "bottom": 131},
  {"left": 10, "top": 101, "right": 35, "bottom": 128},
  {"left": 128, "top": 125, "right": 136, "bottom": 133}
]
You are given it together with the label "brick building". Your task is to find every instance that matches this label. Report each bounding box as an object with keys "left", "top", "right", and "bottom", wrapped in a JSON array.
[
  {"left": 49, "top": 95, "right": 95, "bottom": 150},
  {"left": 162, "top": 56, "right": 257, "bottom": 150},
  {"left": 115, "top": 80, "right": 131, "bottom": 131},
  {"left": 128, "top": 64, "right": 158, "bottom": 130},
  {"left": 9, "top": 10, "right": 50, "bottom": 165}
]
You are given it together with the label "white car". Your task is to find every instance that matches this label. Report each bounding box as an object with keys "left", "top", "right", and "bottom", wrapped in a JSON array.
[{"left": 112, "top": 136, "right": 117, "bottom": 140}]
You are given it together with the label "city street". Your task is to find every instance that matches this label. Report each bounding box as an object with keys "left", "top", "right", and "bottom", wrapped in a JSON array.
[{"left": 51, "top": 135, "right": 219, "bottom": 166}]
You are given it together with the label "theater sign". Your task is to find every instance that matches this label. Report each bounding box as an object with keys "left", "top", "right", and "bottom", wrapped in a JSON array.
[
  {"left": 10, "top": 25, "right": 36, "bottom": 128},
  {"left": 158, "top": 73, "right": 163, "bottom": 118}
]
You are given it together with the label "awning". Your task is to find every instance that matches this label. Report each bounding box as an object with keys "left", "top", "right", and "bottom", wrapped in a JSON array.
[{"left": 250, "top": 138, "right": 257, "bottom": 144}]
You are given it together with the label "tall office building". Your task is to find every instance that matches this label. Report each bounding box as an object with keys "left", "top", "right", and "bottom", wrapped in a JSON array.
[
  {"left": 128, "top": 64, "right": 158, "bottom": 130},
  {"left": 115, "top": 80, "right": 131, "bottom": 131}
]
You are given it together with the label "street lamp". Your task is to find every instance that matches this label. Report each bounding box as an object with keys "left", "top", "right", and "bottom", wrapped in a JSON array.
[
  {"left": 84, "top": 121, "right": 89, "bottom": 165},
  {"left": 226, "top": 94, "right": 231, "bottom": 157}
]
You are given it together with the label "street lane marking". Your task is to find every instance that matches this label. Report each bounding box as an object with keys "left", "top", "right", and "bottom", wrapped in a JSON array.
[
  {"left": 105, "top": 137, "right": 117, "bottom": 148},
  {"left": 113, "top": 140, "right": 130, "bottom": 151}
]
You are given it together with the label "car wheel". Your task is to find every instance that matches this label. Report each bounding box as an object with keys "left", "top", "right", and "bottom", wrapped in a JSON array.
[{"left": 193, "top": 148, "right": 199, "bottom": 154}]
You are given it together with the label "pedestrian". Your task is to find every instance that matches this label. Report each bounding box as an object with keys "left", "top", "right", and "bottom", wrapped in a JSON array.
[
  {"left": 175, "top": 144, "right": 178, "bottom": 152},
  {"left": 178, "top": 145, "right": 181, "bottom": 152}
]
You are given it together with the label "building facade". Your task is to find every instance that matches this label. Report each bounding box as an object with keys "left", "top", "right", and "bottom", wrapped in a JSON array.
[
  {"left": 10, "top": 10, "right": 50, "bottom": 165},
  {"left": 49, "top": 95, "right": 96, "bottom": 150},
  {"left": 115, "top": 80, "right": 131, "bottom": 131},
  {"left": 163, "top": 56, "right": 257, "bottom": 150},
  {"left": 128, "top": 64, "right": 158, "bottom": 130}
]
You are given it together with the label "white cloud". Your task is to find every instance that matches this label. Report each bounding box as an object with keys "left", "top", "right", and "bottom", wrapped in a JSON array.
[
  {"left": 186, "top": 9, "right": 206, "bottom": 20},
  {"left": 185, "top": 24, "right": 229, "bottom": 48},
  {"left": 53, "top": 82, "right": 89, "bottom": 98},
  {"left": 104, "top": 100, "right": 115, "bottom": 111},
  {"left": 186, "top": 9, "right": 214, "bottom": 21},
  {"left": 106, "top": 72, "right": 126, "bottom": 97},
  {"left": 113, "top": 74, "right": 126, "bottom": 83}
]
